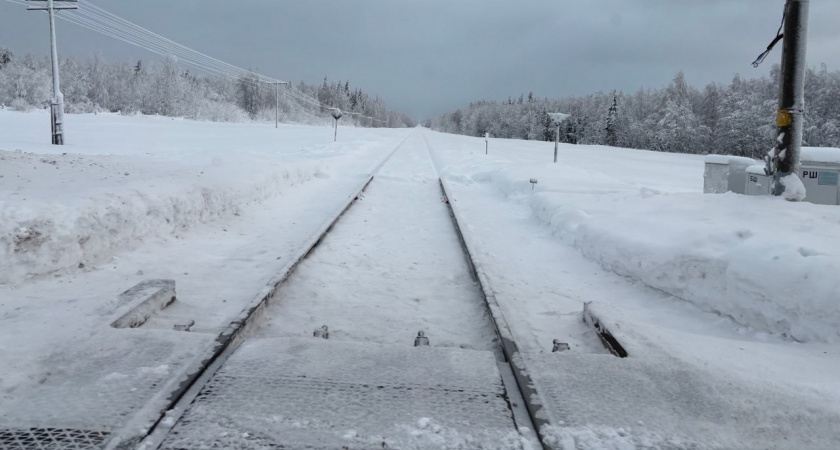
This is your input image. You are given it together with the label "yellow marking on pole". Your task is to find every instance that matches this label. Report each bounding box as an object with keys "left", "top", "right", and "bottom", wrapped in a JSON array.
[{"left": 777, "top": 109, "right": 793, "bottom": 127}]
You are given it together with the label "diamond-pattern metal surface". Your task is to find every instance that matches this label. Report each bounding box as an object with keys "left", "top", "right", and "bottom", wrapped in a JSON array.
[
  {"left": 0, "top": 329, "right": 209, "bottom": 448},
  {"left": 0, "top": 428, "right": 109, "bottom": 449},
  {"left": 161, "top": 338, "right": 520, "bottom": 449},
  {"left": 524, "top": 350, "right": 840, "bottom": 449}
]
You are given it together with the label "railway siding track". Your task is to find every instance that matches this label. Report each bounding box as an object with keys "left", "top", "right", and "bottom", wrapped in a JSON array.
[
  {"left": 437, "top": 177, "right": 552, "bottom": 448},
  {"left": 424, "top": 129, "right": 630, "bottom": 450},
  {"left": 425, "top": 132, "right": 553, "bottom": 450}
]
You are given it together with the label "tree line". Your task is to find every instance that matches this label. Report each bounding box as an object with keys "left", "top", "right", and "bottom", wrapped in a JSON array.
[
  {"left": 426, "top": 65, "right": 840, "bottom": 158},
  {"left": 0, "top": 47, "right": 415, "bottom": 128}
]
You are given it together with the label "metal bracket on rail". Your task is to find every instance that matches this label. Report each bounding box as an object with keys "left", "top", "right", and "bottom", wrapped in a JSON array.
[
  {"left": 551, "top": 340, "right": 570, "bottom": 352},
  {"left": 414, "top": 331, "right": 430, "bottom": 347},
  {"left": 583, "top": 302, "right": 628, "bottom": 358}
]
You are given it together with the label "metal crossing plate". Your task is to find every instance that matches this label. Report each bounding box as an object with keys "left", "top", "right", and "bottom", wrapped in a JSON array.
[
  {"left": 525, "top": 352, "right": 840, "bottom": 449},
  {"left": 161, "top": 338, "right": 522, "bottom": 449},
  {"left": 0, "top": 330, "right": 208, "bottom": 449}
]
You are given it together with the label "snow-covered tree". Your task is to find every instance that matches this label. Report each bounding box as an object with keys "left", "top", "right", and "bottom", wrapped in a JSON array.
[
  {"left": 429, "top": 64, "right": 840, "bottom": 156},
  {"left": 0, "top": 48, "right": 12, "bottom": 69},
  {"left": 604, "top": 92, "right": 618, "bottom": 147},
  {"left": 0, "top": 48, "right": 412, "bottom": 127},
  {"left": 0, "top": 54, "right": 50, "bottom": 110}
]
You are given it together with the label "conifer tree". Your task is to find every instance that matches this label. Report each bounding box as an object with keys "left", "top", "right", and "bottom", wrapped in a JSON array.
[
  {"left": 604, "top": 91, "right": 618, "bottom": 147},
  {"left": 0, "top": 48, "right": 12, "bottom": 69}
]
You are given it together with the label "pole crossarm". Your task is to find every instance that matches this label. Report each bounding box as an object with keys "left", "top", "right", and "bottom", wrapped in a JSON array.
[{"left": 26, "top": 0, "right": 77, "bottom": 10}]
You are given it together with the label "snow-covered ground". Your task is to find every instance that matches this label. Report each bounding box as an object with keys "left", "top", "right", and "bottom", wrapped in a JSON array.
[
  {"left": 2, "top": 110, "right": 839, "bottom": 449},
  {"left": 426, "top": 130, "right": 840, "bottom": 448},
  {"left": 0, "top": 110, "right": 406, "bottom": 285},
  {"left": 430, "top": 132, "right": 840, "bottom": 344},
  {"left": 0, "top": 110, "right": 411, "bottom": 442},
  {"left": 255, "top": 131, "right": 498, "bottom": 351}
]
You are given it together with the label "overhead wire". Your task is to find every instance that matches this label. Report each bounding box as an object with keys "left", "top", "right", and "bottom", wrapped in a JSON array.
[
  {"left": 74, "top": 5, "right": 333, "bottom": 118},
  {"left": 77, "top": 0, "right": 276, "bottom": 83},
  {"left": 752, "top": 10, "right": 786, "bottom": 68},
  {"left": 5, "top": 0, "right": 260, "bottom": 85},
  {"left": 3, "top": 0, "right": 388, "bottom": 125}
]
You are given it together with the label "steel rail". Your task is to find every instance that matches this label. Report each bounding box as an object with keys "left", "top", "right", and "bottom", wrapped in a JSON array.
[
  {"left": 120, "top": 130, "right": 415, "bottom": 450},
  {"left": 421, "top": 129, "right": 554, "bottom": 450}
]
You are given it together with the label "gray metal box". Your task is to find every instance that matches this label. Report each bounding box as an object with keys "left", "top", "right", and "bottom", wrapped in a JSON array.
[
  {"left": 704, "top": 155, "right": 757, "bottom": 194},
  {"left": 800, "top": 147, "right": 840, "bottom": 205},
  {"left": 745, "top": 165, "right": 772, "bottom": 196},
  {"left": 800, "top": 166, "right": 839, "bottom": 205}
]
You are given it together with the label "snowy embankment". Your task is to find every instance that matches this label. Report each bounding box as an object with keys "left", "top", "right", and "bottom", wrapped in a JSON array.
[
  {"left": 434, "top": 132, "right": 840, "bottom": 343},
  {"left": 0, "top": 110, "right": 389, "bottom": 284}
]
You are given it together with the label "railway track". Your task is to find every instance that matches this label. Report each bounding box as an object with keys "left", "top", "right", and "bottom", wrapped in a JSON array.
[
  {"left": 5, "top": 128, "right": 832, "bottom": 450},
  {"left": 133, "top": 129, "right": 555, "bottom": 449}
]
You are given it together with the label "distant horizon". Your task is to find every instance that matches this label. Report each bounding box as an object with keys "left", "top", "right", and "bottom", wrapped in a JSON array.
[
  {"left": 2, "top": 0, "right": 839, "bottom": 121},
  {"left": 7, "top": 43, "right": 831, "bottom": 124}
]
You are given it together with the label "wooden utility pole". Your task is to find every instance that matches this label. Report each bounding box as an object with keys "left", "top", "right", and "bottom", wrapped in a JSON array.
[
  {"left": 772, "top": 0, "right": 809, "bottom": 196},
  {"left": 26, "top": 0, "right": 78, "bottom": 145}
]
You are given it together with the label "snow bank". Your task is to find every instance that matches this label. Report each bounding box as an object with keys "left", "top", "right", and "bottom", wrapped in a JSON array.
[
  {"left": 780, "top": 173, "right": 807, "bottom": 201},
  {"left": 530, "top": 178, "right": 840, "bottom": 343},
  {"left": 441, "top": 144, "right": 840, "bottom": 343},
  {"left": 0, "top": 110, "right": 393, "bottom": 284},
  {"left": 0, "top": 149, "right": 323, "bottom": 284}
]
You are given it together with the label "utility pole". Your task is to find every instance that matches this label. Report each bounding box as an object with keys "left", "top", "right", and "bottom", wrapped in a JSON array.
[
  {"left": 771, "top": 0, "right": 809, "bottom": 197},
  {"left": 272, "top": 81, "right": 289, "bottom": 129},
  {"left": 26, "top": 0, "right": 78, "bottom": 145}
]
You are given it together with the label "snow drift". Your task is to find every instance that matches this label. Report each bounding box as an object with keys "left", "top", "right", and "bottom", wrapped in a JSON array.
[
  {"left": 0, "top": 110, "right": 395, "bottom": 284},
  {"left": 0, "top": 148, "right": 323, "bottom": 284},
  {"left": 444, "top": 145, "right": 840, "bottom": 343}
]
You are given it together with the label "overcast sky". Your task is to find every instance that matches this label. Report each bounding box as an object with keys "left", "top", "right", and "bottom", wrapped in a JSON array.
[{"left": 2, "top": 0, "right": 839, "bottom": 120}]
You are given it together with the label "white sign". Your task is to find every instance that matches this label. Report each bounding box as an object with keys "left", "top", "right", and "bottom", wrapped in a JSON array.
[
  {"left": 331, "top": 108, "right": 343, "bottom": 120},
  {"left": 548, "top": 113, "right": 570, "bottom": 125}
]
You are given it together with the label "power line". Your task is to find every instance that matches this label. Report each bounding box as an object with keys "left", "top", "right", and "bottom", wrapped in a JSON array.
[
  {"left": 5, "top": 0, "right": 329, "bottom": 110},
  {"left": 77, "top": 0, "right": 276, "bottom": 83},
  {"left": 4, "top": 0, "right": 390, "bottom": 125}
]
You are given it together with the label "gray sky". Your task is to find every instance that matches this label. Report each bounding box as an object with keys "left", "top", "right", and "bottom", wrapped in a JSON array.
[{"left": 2, "top": 0, "right": 839, "bottom": 120}]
